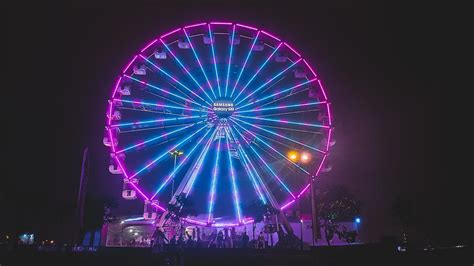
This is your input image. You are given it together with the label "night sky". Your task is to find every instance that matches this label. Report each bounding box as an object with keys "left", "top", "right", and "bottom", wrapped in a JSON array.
[{"left": 5, "top": 1, "right": 472, "bottom": 245}]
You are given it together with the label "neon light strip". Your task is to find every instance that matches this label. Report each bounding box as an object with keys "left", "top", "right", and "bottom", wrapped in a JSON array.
[
  {"left": 113, "top": 156, "right": 149, "bottom": 200},
  {"left": 284, "top": 42, "right": 301, "bottom": 57},
  {"left": 317, "top": 79, "right": 328, "bottom": 100},
  {"left": 326, "top": 128, "right": 332, "bottom": 151},
  {"left": 116, "top": 122, "right": 202, "bottom": 154},
  {"left": 208, "top": 24, "right": 221, "bottom": 97},
  {"left": 298, "top": 183, "right": 310, "bottom": 198},
  {"left": 123, "top": 74, "right": 206, "bottom": 109},
  {"left": 235, "top": 101, "right": 326, "bottom": 114},
  {"left": 230, "top": 124, "right": 276, "bottom": 208},
  {"left": 122, "top": 55, "right": 138, "bottom": 74},
  {"left": 129, "top": 125, "right": 207, "bottom": 179},
  {"left": 184, "top": 22, "right": 207, "bottom": 29},
  {"left": 183, "top": 28, "right": 217, "bottom": 99},
  {"left": 232, "top": 122, "right": 310, "bottom": 175},
  {"left": 108, "top": 77, "right": 122, "bottom": 125},
  {"left": 261, "top": 30, "right": 281, "bottom": 42},
  {"left": 160, "top": 28, "right": 181, "bottom": 39},
  {"left": 140, "top": 39, "right": 158, "bottom": 53},
  {"left": 236, "top": 23, "right": 258, "bottom": 31},
  {"left": 225, "top": 128, "right": 243, "bottom": 223},
  {"left": 237, "top": 78, "right": 317, "bottom": 110},
  {"left": 111, "top": 115, "right": 203, "bottom": 128},
  {"left": 230, "top": 31, "right": 260, "bottom": 98},
  {"left": 207, "top": 128, "right": 222, "bottom": 224},
  {"left": 122, "top": 217, "right": 145, "bottom": 223},
  {"left": 228, "top": 126, "right": 266, "bottom": 204},
  {"left": 210, "top": 22, "right": 233, "bottom": 25},
  {"left": 233, "top": 42, "right": 283, "bottom": 102},
  {"left": 184, "top": 129, "right": 217, "bottom": 197},
  {"left": 326, "top": 102, "right": 332, "bottom": 125},
  {"left": 235, "top": 58, "right": 302, "bottom": 106},
  {"left": 246, "top": 88, "right": 310, "bottom": 113},
  {"left": 224, "top": 24, "right": 236, "bottom": 97},
  {"left": 114, "top": 99, "right": 201, "bottom": 112},
  {"left": 151, "top": 202, "right": 167, "bottom": 212},
  {"left": 231, "top": 117, "right": 326, "bottom": 154},
  {"left": 314, "top": 154, "right": 327, "bottom": 177},
  {"left": 280, "top": 200, "right": 295, "bottom": 210},
  {"left": 235, "top": 114, "right": 330, "bottom": 129},
  {"left": 239, "top": 133, "right": 295, "bottom": 199},
  {"left": 151, "top": 127, "right": 214, "bottom": 199},
  {"left": 160, "top": 39, "right": 214, "bottom": 103},
  {"left": 303, "top": 59, "right": 318, "bottom": 78},
  {"left": 139, "top": 55, "right": 211, "bottom": 106}
]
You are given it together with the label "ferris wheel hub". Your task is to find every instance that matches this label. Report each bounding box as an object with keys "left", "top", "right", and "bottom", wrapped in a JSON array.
[{"left": 212, "top": 98, "right": 235, "bottom": 118}]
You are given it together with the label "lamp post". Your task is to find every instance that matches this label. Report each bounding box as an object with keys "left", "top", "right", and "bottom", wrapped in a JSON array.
[
  {"left": 300, "top": 219, "right": 304, "bottom": 250},
  {"left": 169, "top": 150, "right": 183, "bottom": 198},
  {"left": 288, "top": 150, "right": 312, "bottom": 249}
]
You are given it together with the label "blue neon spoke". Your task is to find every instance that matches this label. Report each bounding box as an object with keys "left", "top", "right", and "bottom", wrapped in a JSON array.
[
  {"left": 230, "top": 31, "right": 260, "bottom": 98},
  {"left": 234, "top": 114, "right": 329, "bottom": 129},
  {"left": 129, "top": 125, "right": 208, "bottom": 179},
  {"left": 183, "top": 28, "right": 217, "bottom": 99},
  {"left": 124, "top": 74, "right": 209, "bottom": 110},
  {"left": 184, "top": 129, "right": 217, "bottom": 197},
  {"left": 160, "top": 39, "right": 214, "bottom": 103},
  {"left": 228, "top": 126, "right": 267, "bottom": 204},
  {"left": 236, "top": 78, "right": 317, "bottom": 110},
  {"left": 116, "top": 121, "right": 205, "bottom": 154},
  {"left": 224, "top": 25, "right": 236, "bottom": 97},
  {"left": 225, "top": 127, "right": 243, "bottom": 223},
  {"left": 231, "top": 117, "right": 326, "bottom": 154},
  {"left": 232, "top": 122, "right": 310, "bottom": 175},
  {"left": 207, "top": 127, "right": 222, "bottom": 224},
  {"left": 234, "top": 101, "right": 326, "bottom": 114},
  {"left": 231, "top": 123, "right": 295, "bottom": 199},
  {"left": 235, "top": 59, "right": 301, "bottom": 106},
  {"left": 208, "top": 24, "right": 221, "bottom": 97},
  {"left": 151, "top": 127, "right": 215, "bottom": 199},
  {"left": 114, "top": 99, "right": 201, "bottom": 112},
  {"left": 139, "top": 55, "right": 212, "bottom": 106},
  {"left": 233, "top": 42, "right": 283, "bottom": 102},
  {"left": 111, "top": 115, "right": 204, "bottom": 128}
]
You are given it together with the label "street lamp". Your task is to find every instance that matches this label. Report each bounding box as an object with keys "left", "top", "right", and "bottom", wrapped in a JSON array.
[
  {"left": 300, "top": 152, "right": 311, "bottom": 164},
  {"left": 300, "top": 219, "right": 304, "bottom": 250},
  {"left": 170, "top": 150, "right": 184, "bottom": 197},
  {"left": 288, "top": 151, "right": 298, "bottom": 162}
]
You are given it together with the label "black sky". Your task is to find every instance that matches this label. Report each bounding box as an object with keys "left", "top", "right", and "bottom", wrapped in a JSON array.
[{"left": 5, "top": 1, "right": 472, "bottom": 245}]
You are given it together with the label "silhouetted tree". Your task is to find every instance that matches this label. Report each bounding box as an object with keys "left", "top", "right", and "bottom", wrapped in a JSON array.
[{"left": 317, "top": 185, "right": 361, "bottom": 246}]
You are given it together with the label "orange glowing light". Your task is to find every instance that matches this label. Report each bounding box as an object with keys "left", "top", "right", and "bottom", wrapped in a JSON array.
[{"left": 288, "top": 151, "right": 298, "bottom": 162}]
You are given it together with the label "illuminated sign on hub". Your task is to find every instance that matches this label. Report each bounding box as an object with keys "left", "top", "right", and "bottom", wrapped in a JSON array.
[{"left": 213, "top": 99, "right": 235, "bottom": 118}]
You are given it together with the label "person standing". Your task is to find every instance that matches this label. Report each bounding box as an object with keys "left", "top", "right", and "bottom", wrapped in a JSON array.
[
  {"left": 216, "top": 230, "right": 224, "bottom": 248},
  {"left": 241, "top": 231, "right": 249, "bottom": 248},
  {"left": 257, "top": 232, "right": 265, "bottom": 249}
]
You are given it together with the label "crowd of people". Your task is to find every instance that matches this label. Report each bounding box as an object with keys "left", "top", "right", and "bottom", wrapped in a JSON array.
[{"left": 150, "top": 227, "right": 269, "bottom": 251}]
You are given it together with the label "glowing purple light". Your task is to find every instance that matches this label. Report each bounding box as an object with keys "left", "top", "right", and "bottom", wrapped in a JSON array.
[
  {"left": 140, "top": 39, "right": 158, "bottom": 53},
  {"left": 160, "top": 28, "right": 181, "bottom": 39},
  {"left": 261, "top": 30, "right": 281, "bottom": 41},
  {"left": 210, "top": 22, "right": 233, "bottom": 25},
  {"left": 236, "top": 23, "right": 258, "bottom": 31},
  {"left": 122, "top": 55, "right": 138, "bottom": 74},
  {"left": 184, "top": 22, "right": 207, "bottom": 29},
  {"left": 284, "top": 42, "right": 301, "bottom": 57},
  {"left": 281, "top": 200, "right": 295, "bottom": 210}
]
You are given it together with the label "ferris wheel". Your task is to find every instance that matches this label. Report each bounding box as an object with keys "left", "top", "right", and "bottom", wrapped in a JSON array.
[{"left": 104, "top": 22, "right": 334, "bottom": 227}]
